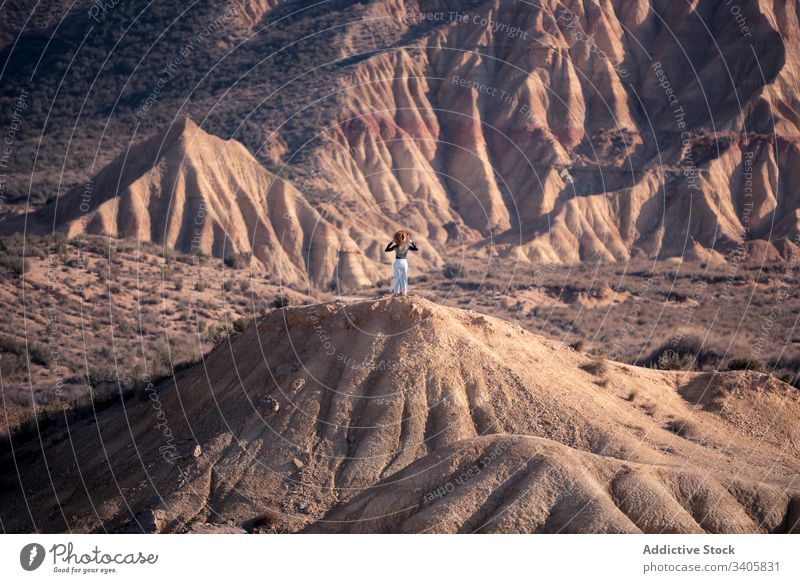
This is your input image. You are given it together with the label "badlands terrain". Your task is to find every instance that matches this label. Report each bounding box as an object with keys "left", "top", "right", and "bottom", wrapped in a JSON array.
[
  {"left": 1, "top": 0, "right": 800, "bottom": 533},
  {"left": 1, "top": 296, "right": 799, "bottom": 533},
  {"left": 2, "top": 0, "right": 800, "bottom": 277}
]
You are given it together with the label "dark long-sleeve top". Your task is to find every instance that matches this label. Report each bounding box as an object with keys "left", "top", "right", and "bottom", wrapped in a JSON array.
[{"left": 385, "top": 241, "right": 418, "bottom": 259}]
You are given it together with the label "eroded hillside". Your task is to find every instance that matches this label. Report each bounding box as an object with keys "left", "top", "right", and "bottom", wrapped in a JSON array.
[{"left": 1, "top": 296, "right": 797, "bottom": 533}]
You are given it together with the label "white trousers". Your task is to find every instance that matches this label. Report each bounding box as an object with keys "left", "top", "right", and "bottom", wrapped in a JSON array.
[{"left": 392, "top": 258, "right": 408, "bottom": 294}]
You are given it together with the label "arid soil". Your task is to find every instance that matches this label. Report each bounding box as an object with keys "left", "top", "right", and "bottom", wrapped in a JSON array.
[
  {"left": 405, "top": 256, "right": 800, "bottom": 375},
  {"left": 0, "top": 234, "right": 317, "bottom": 434},
  {"left": 1, "top": 296, "right": 797, "bottom": 533}
]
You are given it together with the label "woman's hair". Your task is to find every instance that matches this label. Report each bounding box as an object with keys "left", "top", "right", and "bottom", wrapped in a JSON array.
[{"left": 393, "top": 230, "right": 410, "bottom": 246}]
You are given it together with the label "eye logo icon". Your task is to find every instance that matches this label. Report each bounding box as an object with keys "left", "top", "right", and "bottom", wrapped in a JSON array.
[{"left": 20, "top": 543, "right": 46, "bottom": 571}]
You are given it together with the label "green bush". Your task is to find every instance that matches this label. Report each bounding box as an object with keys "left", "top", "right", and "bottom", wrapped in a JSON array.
[
  {"left": 273, "top": 294, "right": 292, "bottom": 309},
  {"left": 654, "top": 351, "right": 697, "bottom": 371},
  {"left": 0, "top": 255, "right": 30, "bottom": 276},
  {"left": 638, "top": 334, "right": 719, "bottom": 371},
  {"left": 87, "top": 365, "right": 116, "bottom": 387},
  {"left": 0, "top": 334, "right": 50, "bottom": 366},
  {"left": 726, "top": 357, "right": 763, "bottom": 372},
  {"left": 0, "top": 352, "right": 26, "bottom": 376},
  {"left": 224, "top": 252, "right": 252, "bottom": 269},
  {"left": 233, "top": 317, "right": 251, "bottom": 334},
  {"left": 206, "top": 324, "right": 231, "bottom": 345}
]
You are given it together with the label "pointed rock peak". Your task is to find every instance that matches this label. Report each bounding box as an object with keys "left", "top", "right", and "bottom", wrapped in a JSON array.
[{"left": 158, "top": 116, "right": 204, "bottom": 149}]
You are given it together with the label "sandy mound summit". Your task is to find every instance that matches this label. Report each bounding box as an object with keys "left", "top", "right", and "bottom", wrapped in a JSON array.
[{"left": 1, "top": 296, "right": 799, "bottom": 533}]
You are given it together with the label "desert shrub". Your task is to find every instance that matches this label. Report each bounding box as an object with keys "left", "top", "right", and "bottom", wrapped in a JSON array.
[
  {"left": 224, "top": 252, "right": 252, "bottom": 269},
  {"left": 580, "top": 359, "right": 608, "bottom": 376},
  {"left": 0, "top": 255, "right": 30, "bottom": 276},
  {"left": 665, "top": 419, "right": 692, "bottom": 437},
  {"left": 442, "top": 263, "right": 467, "bottom": 279},
  {"left": 206, "top": 324, "right": 231, "bottom": 345},
  {"left": 612, "top": 353, "right": 632, "bottom": 364},
  {"left": 374, "top": 278, "right": 391, "bottom": 288},
  {"left": 0, "top": 234, "right": 48, "bottom": 258},
  {"left": 174, "top": 278, "right": 183, "bottom": 292},
  {"left": 654, "top": 350, "right": 697, "bottom": 371},
  {"left": 768, "top": 352, "right": 800, "bottom": 373},
  {"left": 86, "top": 365, "right": 116, "bottom": 387},
  {"left": 0, "top": 352, "right": 27, "bottom": 376},
  {"left": 273, "top": 294, "right": 292, "bottom": 309},
  {"left": 194, "top": 280, "right": 207, "bottom": 292},
  {"left": 726, "top": 357, "right": 763, "bottom": 372},
  {"left": 588, "top": 347, "right": 607, "bottom": 358},
  {"left": 638, "top": 333, "right": 719, "bottom": 371},
  {"left": 222, "top": 280, "right": 235, "bottom": 292},
  {"left": 233, "top": 317, "right": 251, "bottom": 334},
  {"left": 0, "top": 334, "right": 50, "bottom": 366},
  {"left": 771, "top": 369, "right": 800, "bottom": 389}
]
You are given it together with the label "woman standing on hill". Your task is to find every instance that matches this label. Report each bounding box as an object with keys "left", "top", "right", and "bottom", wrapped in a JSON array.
[{"left": 385, "top": 230, "right": 418, "bottom": 295}]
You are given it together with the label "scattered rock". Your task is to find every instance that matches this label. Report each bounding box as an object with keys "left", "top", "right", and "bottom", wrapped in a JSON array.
[
  {"left": 292, "top": 378, "right": 306, "bottom": 391},
  {"left": 292, "top": 457, "right": 304, "bottom": 470},
  {"left": 264, "top": 395, "right": 280, "bottom": 412},
  {"left": 193, "top": 444, "right": 202, "bottom": 458},
  {"left": 141, "top": 509, "right": 167, "bottom": 533}
]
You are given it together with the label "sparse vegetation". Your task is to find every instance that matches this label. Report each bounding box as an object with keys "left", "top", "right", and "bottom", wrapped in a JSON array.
[
  {"left": 233, "top": 317, "right": 251, "bottom": 334},
  {"left": 206, "top": 324, "right": 232, "bottom": 345},
  {"left": 0, "top": 334, "right": 50, "bottom": 366},
  {"left": 224, "top": 252, "right": 252, "bottom": 270},
  {"left": 726, "top": 357, "right": 763, "bottom": 372},
  {"left": 665, "top": 418, "right": 694, "bottom": 438},
  {"left": 0, "top": 255, "right": 29, "bottom": 276},
  {"left": 580, "top": 359, "right": 608, "bottom": 376},
  {"left": 0, "top": 236, "right": 310, "bottom": 436},
  {"left": 273, "top": 294, "right": 292, "bottom": 309},
  {"left": 654, "top": 351, "right": 698, "bottom": 371},
  {"left": 640, "top": 334, "right": 710, "bottom": 371}
]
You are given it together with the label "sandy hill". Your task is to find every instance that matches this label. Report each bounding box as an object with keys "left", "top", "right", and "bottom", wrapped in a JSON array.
[
  {"left": 1, "top": 117, "right": 410, "bottom": 288},
  {"left": 1, "top": 295, "right": 798, "bottom": 533}
]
